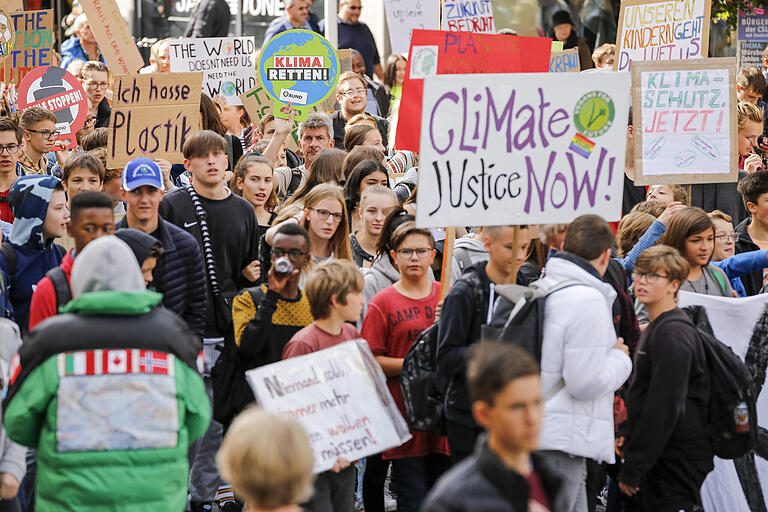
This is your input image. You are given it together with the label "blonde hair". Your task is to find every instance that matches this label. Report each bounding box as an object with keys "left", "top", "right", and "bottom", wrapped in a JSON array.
[
  {"left": 738, "top": 101, "right": 764, "bottom": 131},
  {"left": 306, "top": 259, "right": 364, "bottom": 319},
  {"left": 302, "top": 183, "right": 352, "bottom": 261},
  {"left": 336, "top": 71, "right": 365, "bottom": 94},
  {"left": 708, "top": 209, "right": 733, "bottom": 224},
  {"left": 345, "top": 113, "right": 377, "bottom": 131},
  {"left": 631, "top": 200, "right": 668, "bottom": 218},
  {"left": 359, "top": 185, "right": 398, "bottom": 211},
  {"left": 217, "top": 408, "right": 315, "bottom": 509},
  {"left": 592, "top": 43, "right": 615, "bottom": 66}
]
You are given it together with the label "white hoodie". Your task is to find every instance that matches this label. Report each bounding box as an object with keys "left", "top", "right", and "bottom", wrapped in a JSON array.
[{"left": 537, "top": 255, "right": 633, "bottom": 463}]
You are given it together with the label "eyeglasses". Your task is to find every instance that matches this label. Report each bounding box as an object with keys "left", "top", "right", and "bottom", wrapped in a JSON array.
[
  {"left": 26, "top": 128, "right": 59, "bottom": 140},
  {"left": 631, "top": 271, "right": 669, "bottom": 284},
  {"left": 309, "top": 207, "right": 343, "bottom": 222},
  {"left": 715, "top": 233, "right": 739, "bottom": 242},
  {"left": 397, "top": 248, "right": 432, "bottom": 259},
  {"left": 338, "top": 88, "right": 366, "bottom": 98},
  {"left": 271, "top": 248, "right": 307, "bottom": 260},
  {"left": 347, "top": 4, "right": 362, "bottom": 9},
  {"left": 86, "top": 81, "right": 108, "bottom": 90},
  {"left": 0, "top": 144, "right": 19, "bottom": 154}
]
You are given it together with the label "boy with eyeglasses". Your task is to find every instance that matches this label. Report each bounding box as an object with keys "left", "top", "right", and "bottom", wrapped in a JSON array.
[
  {"left": 0, "top": 117, "right": 26, "bottom": 223},
  {"left": 19, "top": 107, "right": 58, "bottom": 176},
  {"left": 332, "top": 71, "right": 388, "bottom": 150}
]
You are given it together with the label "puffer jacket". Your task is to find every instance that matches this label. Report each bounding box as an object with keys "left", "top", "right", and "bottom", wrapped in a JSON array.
[
  {"left": 537, "top": 252, "right": 632, "bottom": 463},
  {"left": 116, "top": 217, "right": 207, "bottom": 339}
]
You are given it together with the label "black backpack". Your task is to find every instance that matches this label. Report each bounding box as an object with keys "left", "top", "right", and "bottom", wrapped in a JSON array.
[
  {"left": 45, "top": 266, "right": 72, "bottom": 311},
  {"left": 664, "top": 310, "right": 757, "bottom": 460}
]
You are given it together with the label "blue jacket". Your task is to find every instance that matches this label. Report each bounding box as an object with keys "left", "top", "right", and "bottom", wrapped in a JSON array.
[
  {"left": 0, "top": 176, "right": 64, "bottom": 332},
  {"left": 59, "top": 37, "right": 106, "bottom": 70},
  {"left": 712, "top": 250, "right": 768, "bottom": 297}
]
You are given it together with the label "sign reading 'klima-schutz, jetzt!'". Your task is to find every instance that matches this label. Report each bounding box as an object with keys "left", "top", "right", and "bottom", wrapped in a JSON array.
[{"left": 259, "top": 29, "right": 339, "bottom": 121}]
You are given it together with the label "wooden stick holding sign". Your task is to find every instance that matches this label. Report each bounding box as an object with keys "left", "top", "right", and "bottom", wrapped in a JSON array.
[{"left": 439, "top": 227, "right": 456, "bottom": 300}]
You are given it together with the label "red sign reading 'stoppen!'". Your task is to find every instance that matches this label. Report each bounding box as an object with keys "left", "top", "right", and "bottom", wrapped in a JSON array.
[{"left": 394, "top": 30, "right": 552, "bottom": 152}]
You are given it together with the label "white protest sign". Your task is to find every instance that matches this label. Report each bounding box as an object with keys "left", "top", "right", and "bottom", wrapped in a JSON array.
[
  {"left": 384, "top": 0, "right": 439, "bottom": 56},
  {"left": 676, "top": 291, "right": 768, "bottom": 511},
  {"left": 169, "top": 37, "right": 256, "bottom": 106},
  {"left": 246, "top": 340, "right": 411, "bottom": 473},
  {"left": 416, "top": 72, "right": 630, "bottom": 228},
  {"left": 632, "top": 58, "right": 737, "bottom": 186},
  {"left": 441, "top": 0, "right": 495, "bottom": 33}
]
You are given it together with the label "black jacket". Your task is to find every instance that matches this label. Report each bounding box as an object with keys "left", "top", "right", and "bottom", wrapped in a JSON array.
[
  {"left": 690, "top": 170, "right": 748, "bottom": 226},
  {"left": 436, "top": 261, "right": 493, "bottom": 427},
  {"left": 116, "top": 217, "right": 207, "bottom": 339},
  {"left": 735, "top": 217, "right": 763, "bottom": 296},
  {"left": 423, "top": 440, "right": 563, "bottom": 512},
  {"left": 332, "top": 110, "right": 389, "bottom": 151},
  {"left": 184, "top": 0, "right": 231, "bottom": 37},
  {"left": 95, "top": 97, "right": 111, "bottom": 128},
  {"left": 619, "top": 308, "right": 713, "bottom": 488}
]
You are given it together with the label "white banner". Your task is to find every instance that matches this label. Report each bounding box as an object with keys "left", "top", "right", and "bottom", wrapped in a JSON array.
[
  {"left": 416, "top": 72, "right": 630, "bottom": 228},
  {"left": 384, "top": 0, "right": 439, "bottom": 55},
  {"left": 246, "top": 340, "right": 411, "bottom": 473},
  {"left": 441, "top": 0, "right": 495, "bottom": 33}
]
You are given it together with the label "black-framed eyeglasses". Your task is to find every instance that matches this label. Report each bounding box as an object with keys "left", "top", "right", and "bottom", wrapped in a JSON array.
[
  {"left": 715, "top": 233, "right": 739, "bottom": 243},
  {"left": 26, "top": 128, "right": 59, "bottom": 140},
  {"left": 396, "top": 248, "right": 432, "bottom": 259},
  {"left": 271, "top": 248, "right": 307, "bottom": 260},
  {"left": 308, "top": 207, "right": 343, "bottom": 222},
  {"left": 631, "top": 271, "right": 669, "bottom": 284},
  {"left": 0, "top": 144, "right": 19, "bottom": 155}
]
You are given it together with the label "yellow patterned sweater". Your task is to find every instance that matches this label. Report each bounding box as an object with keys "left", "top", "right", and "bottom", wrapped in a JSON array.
[{"left": 232, "top": 285, "right": 313, "bottom": 365}]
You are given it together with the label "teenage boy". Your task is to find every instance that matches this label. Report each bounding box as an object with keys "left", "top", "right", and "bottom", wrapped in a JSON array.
[
  {"left": 437, "top": 225, "right": 531, "bottom": 463},
  {"left": 159, "top": 130, "right": 259, "bottom": 512},
  {"left": 536, "top": 215, "right": 632, "bottom": 512},
  {"left": 362, "top": 221, "right": 450, "bottom": 512},
  {"left": 332, "top": 71, "right": 388, "bottom": 150},
  {"left": 58, "top": 152, "right": 106, "bottom": 252},
  {"left": 736, "top": 66, "right": 768, "bottom": 136},
  {"left": 19, "top": 107, "right": 57, "bottom": 176},
  {"left": 423, "top": 341, "right": 564, "bottom": 512},
  {"left": 0, "top": 117, "right": 25, "bottom": 223},
  {"left": 28, "top": 191, "right": 114, "bottom": 330},
  {"left": 282, "top": 259, "right": 364, "bottom": 512},
  {"left": 117, "top": 157, "right": 206, "bottom": 339},
  {"left": 0, "top": 176, "right": 67, "bottom": 332},
  {"left": 617, "top": 245, "right": 713, "bottom": 511},
  {"left": 736, "top": 171, "right": 768, "bottom": 295}
]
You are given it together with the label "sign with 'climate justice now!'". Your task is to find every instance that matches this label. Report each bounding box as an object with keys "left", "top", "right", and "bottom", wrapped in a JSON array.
[{"left": 416, "top": 72, "right": 630, "bottom": 228}]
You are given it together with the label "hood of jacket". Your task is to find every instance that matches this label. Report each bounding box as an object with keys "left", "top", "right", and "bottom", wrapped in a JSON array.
[
  {"left": 70, "top": 236, "right": 147, "bottom": 298},
  {"left": 8, "top": 175, "right": 61, "bottom": 250},
  {"left": 369, "top": 254, "right": 402, "bottom": 284},
  {"left": 453, "top": 236, "right": 486, "bottom": 255},
  {"left": 544, "top": 251, "right": 617, "bottom": 305},
  {"left": 114, "top": 228, "right": 161, "bottom": 266}
]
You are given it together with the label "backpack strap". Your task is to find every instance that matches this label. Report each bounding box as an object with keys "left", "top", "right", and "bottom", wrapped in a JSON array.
[
  {"left": 453, "top": 247, "right": 474, "bottom": 273},
  {"left": 45, "top": 266, "right": 72, "bottom": 311},
  {"left": 707, "top": 264, "right": 728, "bottom": 295},
  {"left": 0, "top": 241, "right": 17, "bottom": 281}
]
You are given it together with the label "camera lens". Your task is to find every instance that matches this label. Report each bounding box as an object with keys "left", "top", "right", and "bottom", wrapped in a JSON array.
[{"left": 274, "top": 257, "right": 293, "bottom": 275}]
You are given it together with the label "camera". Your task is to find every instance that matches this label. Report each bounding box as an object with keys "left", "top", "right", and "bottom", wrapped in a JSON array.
[{"left": 273, "top": 257, "right": 293, "bottom": 276}]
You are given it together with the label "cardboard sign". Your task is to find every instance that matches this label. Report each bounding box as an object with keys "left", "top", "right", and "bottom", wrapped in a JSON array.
[
  {"left": 737, "top": 13, "right": 768, "bottom": 69},
  {"left": 18, "top": 66, "right": 88, "bottom": 150},
  {"left": 258, "top": 29, "right": 339, "bottom": 122},
  {"left": 108, "top": 72, "right": 202, "bottom": 168},
  {"left": 441, "top": 0, "right": 495, "bottom": 33},
  {"left": 169, "top": 37, "right": 256, "bottom": 106},
  {"left": 246, "top": 340, "right": 411, "bottom": 474},
  {"left": 395, "top": 30, "right": 552, "bottom": 152},
  {"left": 79, "top": 0, "right": 144, "bottom": 75},
  {"left": 614, "top": 0, "right": 711, "bottom": 71},
  {"left": 550, "top": 48, "right": 580, "bottom": 72},
  {"left": 0, "top": 11, "right": 15, "bottom": 58},
  {"left": 384, "top": 0, "right": 439, "bottom": 55},
  {"left": 0, "top": 0, "right": 21, "bottom": 12},
  {"left": 631, "top": 58, "right": 737, "bottom": 186},
  {"left": 416, "top": 72, "right": 630, "bottom": 227},
  {"left": 2, "top": 10, "right": 54, "bottom": 84}
]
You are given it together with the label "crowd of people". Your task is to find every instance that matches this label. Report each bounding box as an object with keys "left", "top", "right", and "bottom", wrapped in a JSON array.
[{"left": 0, "top": 2, "right": 765, "bottom": 512}]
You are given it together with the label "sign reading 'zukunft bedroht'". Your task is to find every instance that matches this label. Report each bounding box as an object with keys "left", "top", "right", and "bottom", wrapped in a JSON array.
[{"left": 259, "top": 29, "right": 339, "bottom": 121}]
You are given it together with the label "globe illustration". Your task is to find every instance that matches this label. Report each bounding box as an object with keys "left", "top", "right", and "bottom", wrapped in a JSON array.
[
  {"left": 259, "top": 30, "right": 339, "bottom": 107},
  {"left": 220, "top": 81, "right": 237, "bottom": 97}
]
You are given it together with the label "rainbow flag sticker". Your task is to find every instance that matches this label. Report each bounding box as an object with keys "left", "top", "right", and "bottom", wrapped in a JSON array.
[{"left": 569, "top": 133, "right": 595, "bottom": 158}]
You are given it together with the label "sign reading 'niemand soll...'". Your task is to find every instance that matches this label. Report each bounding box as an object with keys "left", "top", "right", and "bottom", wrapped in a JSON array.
[{"left": 267, "top": 56, "right": 329, "bottom": 81}]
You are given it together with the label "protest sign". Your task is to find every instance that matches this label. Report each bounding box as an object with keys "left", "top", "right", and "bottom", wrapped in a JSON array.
[
  {"left": 169, "top": 37, "right": 256, "bottom": 106},
  {"left": 384, "top": 0, "right": 439, "bottom": 55},
  {"left": 441, "top": 0, "right": 495, "bottom": 33},
  {"left": 676, "top": 291, "right": 768, "bottom": 511},
  {"left": 416, "top": 72, "right": 630, "bottom": 228},
  {"left": 614, "top": 0, "right": 711, "bottom": 71},
  {"left": 550, "top": 48, "right": 580, "bottom": 73},
  {"left": 79, "top": 0, "right": 144, "bottom": 75},
  {"left": 0, "top": 11, "right": 15, "bottom": 59},
  {"left": 737, "top": 13, "right": 768, "bottom": 69},
  {"left": 2, "top": 10, "right": 54, "bottom": 84},
  {"left": 258, "top": 29, "right": 339, "bottom": 122},
  {"left": 246, "top": 340, "right": 411, "bottom": 473},
  {"left": 395, "top": 30, "right": 552, "bottom": 152},
  {"left": 18, "top": 66, "right": 88, "bottom": 150},
  {"left": 631, "top": 58, "right": 737, "bottom": 186},
  {"left": 0, "top": 0, "right": 21, "bottom": 12},
  {"left": 108, "top": 72, "right": 202, "bottom": 168}
]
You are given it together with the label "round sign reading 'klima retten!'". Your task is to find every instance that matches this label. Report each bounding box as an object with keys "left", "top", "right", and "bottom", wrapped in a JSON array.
[{"left": 258, "top": 29, "right": 339, "bottom": 121}]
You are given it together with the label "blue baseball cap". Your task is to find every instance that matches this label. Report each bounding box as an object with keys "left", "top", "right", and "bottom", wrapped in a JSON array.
[{"left": 122, "top": 157, "right": 163, "bottom": 191}]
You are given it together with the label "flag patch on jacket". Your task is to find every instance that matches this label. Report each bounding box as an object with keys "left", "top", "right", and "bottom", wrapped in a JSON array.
[{"left": 57, "top": 350, "right": 175, "bottom": 376}]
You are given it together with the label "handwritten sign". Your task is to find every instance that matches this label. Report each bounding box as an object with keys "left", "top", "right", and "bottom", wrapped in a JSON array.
[
  {"left": 0, "top": 11, "right": 15, "bottom": 59},
  {"left": 614, "top": 0, "right": 711, "bottom": 71},
  {"left": 384, "top": 0, "right": 439, "bottom": 55},
  {"left": 441, "top": 0, "right": 495, "bottom": 33},
  {"left": 169, "top": 37, "right": 256, "bottom": 106},
  {"left": 550, "top": 48, "right": 580, "bottom": 72},
  {"left": 395, "top": 30, "right": 552, "bottom": 152},
  {"left": 2, "top": 10, "right": 53, "bottom": 84},
  {"left": 737, "top": 14, "right": 768, "bottom": 68},
  {"left": 79, "top": 0, "right": 143, "bottom": 75},
  {"left": 107, "top": 72, "right": 202, "bottom": 168},
  {"left": 246, "top": 340, "right": 411, "bottom": 473},
  {"left": 416, "top": 72, "right": 630, "bottom": 227},
  {"left": 632, "top": 58, "right": 737, "bottom": 186}
]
